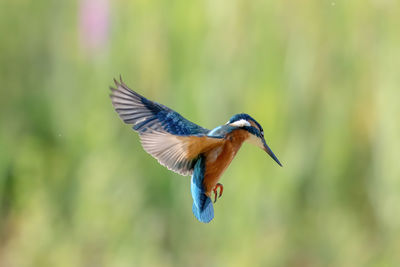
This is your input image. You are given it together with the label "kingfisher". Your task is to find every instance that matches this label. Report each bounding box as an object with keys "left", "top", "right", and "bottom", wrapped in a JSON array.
[{"left": 110, "top": 77, "right": 282, "bottom": 223}]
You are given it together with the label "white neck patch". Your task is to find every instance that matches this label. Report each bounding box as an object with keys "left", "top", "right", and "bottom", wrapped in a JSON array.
[{"left": 229, "top": 119, "right": 251, "bottom": 127}]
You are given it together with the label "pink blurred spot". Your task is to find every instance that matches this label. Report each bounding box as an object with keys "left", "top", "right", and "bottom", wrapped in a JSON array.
[{"left": 79, "top": 0, "right": 109, "bottom": 51}]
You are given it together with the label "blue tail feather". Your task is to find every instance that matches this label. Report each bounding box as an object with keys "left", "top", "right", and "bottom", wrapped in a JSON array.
[
  {"left": 191, "top": 156, "right": 214, "bottom": 223},
  {"left": 192, "top": 197, "right": 214, "bottom": 223}
]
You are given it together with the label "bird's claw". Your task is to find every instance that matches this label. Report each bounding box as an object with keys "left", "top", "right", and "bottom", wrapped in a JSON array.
[{"left": 213, "top": 183, "right": 224, "bottom": 203}]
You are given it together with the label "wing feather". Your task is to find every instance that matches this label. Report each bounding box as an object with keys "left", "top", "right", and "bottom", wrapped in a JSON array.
[
  {"left": 139, "top": 131, "right": 222, "bottom": 176},
  {"left": 110, "top": 78, "right": 209, "bottom": 135}
]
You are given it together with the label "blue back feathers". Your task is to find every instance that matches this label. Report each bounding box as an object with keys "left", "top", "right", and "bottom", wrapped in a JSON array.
[
  {"left": 207, "top": 125, "right": 235, "bottom": 138},
  {"left": 191, "top": 156, "right": 214, "bottom": 223}
]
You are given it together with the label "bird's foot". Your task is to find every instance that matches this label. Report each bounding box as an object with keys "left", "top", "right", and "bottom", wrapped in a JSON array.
[{"left": 212, "top": 183, "right": 224, "bottom": 203}]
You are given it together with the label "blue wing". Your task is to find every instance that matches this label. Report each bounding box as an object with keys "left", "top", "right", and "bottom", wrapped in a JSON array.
[
  {"left": 110, "top": 77, "right": 209, "bottom": 136},
  {"left": 190, "top": 156, "right": 214, "bottom": 223},
  {"left": 110, "top": 78, "right": 222, "bottom": 176}
]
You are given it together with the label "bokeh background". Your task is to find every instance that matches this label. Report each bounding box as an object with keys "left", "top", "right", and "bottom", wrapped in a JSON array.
[{"left": 1, "top": 0, "right": 400, "bottom": 266}]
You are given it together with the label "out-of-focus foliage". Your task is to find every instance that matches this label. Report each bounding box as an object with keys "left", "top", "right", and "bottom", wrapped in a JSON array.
[{"left": 1, "top": 0, "right": 399, "bottom": 266}]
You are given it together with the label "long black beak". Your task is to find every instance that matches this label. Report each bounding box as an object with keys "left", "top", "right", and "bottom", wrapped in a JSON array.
[{"left": 263, "top": 139, "right": 282, "bottom": 167}]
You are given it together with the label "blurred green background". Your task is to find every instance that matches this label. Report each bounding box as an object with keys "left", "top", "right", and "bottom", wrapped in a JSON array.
[{"left": 1, "top": 0, "right": 400, "bottom": 266}]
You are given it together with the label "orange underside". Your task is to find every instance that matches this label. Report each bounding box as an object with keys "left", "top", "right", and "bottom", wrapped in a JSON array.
[
  {"left": 177, "top": 129, "right": 249, "bottom": 195},
  {"left": 203, "top": 129, "right": 249, "bottom": 195}
]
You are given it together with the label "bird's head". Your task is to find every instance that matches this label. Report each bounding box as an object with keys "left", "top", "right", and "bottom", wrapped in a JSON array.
[{"left": 226, "top": 113, "right": 282, "bottom": 167}]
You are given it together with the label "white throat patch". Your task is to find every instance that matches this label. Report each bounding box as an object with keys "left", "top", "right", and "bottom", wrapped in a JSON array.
[{"left": 228, "top": 119, "right": 251, "bottom": 127}]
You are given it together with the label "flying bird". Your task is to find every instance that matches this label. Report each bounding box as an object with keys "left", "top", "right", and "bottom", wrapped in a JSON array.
[{"left": 110, "top": 77, "right": 282, "bottom": 223}]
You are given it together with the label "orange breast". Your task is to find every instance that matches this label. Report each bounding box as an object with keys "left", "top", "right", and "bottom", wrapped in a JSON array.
[{"left": 203, "top": 129, "right": 249, "bottom": 195}]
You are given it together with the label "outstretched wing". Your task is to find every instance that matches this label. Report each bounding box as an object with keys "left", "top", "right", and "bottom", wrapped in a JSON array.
[
  {"left": 110, "top": 77, "right": 208, "bottom": 135},
  {"left": 110, "top": 77, "right": 222, "bottom": 176}
]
